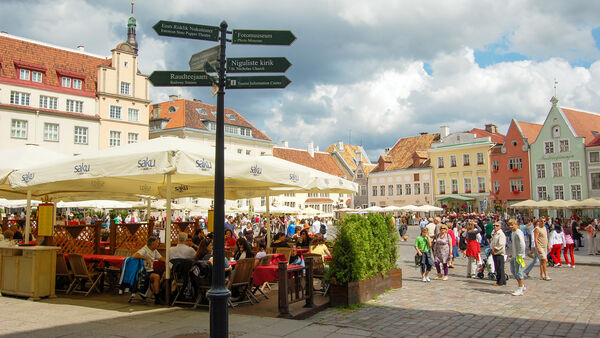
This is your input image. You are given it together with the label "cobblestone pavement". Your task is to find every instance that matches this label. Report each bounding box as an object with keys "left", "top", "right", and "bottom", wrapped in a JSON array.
[{"left": 311, "top": 225, "right": 600, "bottom": 337}]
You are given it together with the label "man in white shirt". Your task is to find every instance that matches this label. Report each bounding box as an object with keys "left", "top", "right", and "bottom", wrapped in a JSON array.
[
  {"left": 132, "top": 237, "right": 165, "bottom": 303},
  {"left": 169, "top": 232, "right": 196, "bottom": 263},
  {"left": 311, "top": 217, "right": 321, "bottom": 235}
]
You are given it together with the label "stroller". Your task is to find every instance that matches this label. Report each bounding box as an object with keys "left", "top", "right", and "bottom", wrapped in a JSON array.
[{"left": 477, "top": 248, "right": 509, "bottom": 281}]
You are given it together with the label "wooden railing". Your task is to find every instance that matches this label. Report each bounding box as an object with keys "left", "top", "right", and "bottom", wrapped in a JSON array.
[
  {"left": 53, "top": 221, "right": 101, "bottom": 255},
  {"left": 278, "top": 257, "right": 314, "bottom": 318},
  {"left": 110, "top": 220, "right": 154, "bottom": 254}
]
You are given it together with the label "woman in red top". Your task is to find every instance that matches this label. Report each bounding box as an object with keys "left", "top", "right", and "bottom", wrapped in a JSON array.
[
  {"left": 447, "top": 222, "right": 457, "bottom": 268},
  {"left": 225, "top": 229, "right": 237, "bottom": 247}
]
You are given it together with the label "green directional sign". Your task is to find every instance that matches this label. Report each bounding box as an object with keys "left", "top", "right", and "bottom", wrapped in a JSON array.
[
  {"left": 148, "top": 71, "right": 213, "bottom": 87},
  {"left": 232, "top": 29, "right": 296, "bottom": 45},
  {"left": 153, "top": 20, "right": 219, "bottom": 41},
  {"left": 226, "top": 76, "right": 291, "bottom": 89},
  {"left": 227, "top": 57, "right": 291, "bottom": 73}
]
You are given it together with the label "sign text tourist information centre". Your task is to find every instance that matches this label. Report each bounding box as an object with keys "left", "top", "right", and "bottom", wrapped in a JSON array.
[{"left": 150, "top": 19, "right": 294, "bottom": 338}]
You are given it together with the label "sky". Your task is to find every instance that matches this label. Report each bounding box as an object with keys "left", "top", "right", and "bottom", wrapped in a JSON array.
[{"left": 3, "top": 0, "right": 600, "bottom": 161}]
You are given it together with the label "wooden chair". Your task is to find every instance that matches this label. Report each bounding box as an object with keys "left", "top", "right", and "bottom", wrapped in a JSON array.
[
  {"left": 258, "top": 254, "right": 274, "bottom": 266},
  {"left": 227, "top": 258, "right": 258, "bottom": 307},
  {"left": 66, "top": 254, "right": 103, "bottom": 296},
  {"left": 55, "top": 253, "right": 73, "bottom": 293},
  {"left": 275, "top": 247, "right": 292, "bottom": 262},
  {"left": 304, "top": 253, "right": 328, "bottom": 295}
]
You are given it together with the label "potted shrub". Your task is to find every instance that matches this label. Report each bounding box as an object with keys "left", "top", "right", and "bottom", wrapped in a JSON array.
[
  {"left": 513, "top": 189, "right": 519, "bottom": 194},
  {"left": 452, "top": 190, "right": 458, "bottom": 194},
  {"left": 493, "top": 168, "right": 498, "bottom": 173},
  {"left": 512, "top": 167, "right": 518, "bottom": 172},
  {"left": 465, "top": 190, "right": 471, "bottom": 193},
  {"left": 328, "top": 213, "right": 401, "bottom": 307}
]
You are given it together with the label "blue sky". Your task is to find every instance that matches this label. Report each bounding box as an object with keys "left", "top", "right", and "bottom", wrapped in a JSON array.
[{"left": 3, "top": 0, "right": 600, "bottom": 161}]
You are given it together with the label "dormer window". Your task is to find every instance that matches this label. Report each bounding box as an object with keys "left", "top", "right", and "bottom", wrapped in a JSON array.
[
  {"left": 19, "top": 69, "right": 43, "bottom": 83},
  {"left": 56, "top": 69, "right": 85, "bottom": 90},
  {"left": 61, "top": 77, "right": 71, "bottom": 88},
  {"left": 196, "top": 108, "right": 208, "bottom": 115},
  {"left": 167, "top": 106, "right": 178, "bottom": 113},
  {"left": 226, "top": 113, "right": 236, "bottom": 120}
]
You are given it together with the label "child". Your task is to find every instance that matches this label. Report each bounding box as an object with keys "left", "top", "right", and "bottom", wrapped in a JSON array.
[{"left": 414, "top": 227, "right": 433, "bottom": 282}]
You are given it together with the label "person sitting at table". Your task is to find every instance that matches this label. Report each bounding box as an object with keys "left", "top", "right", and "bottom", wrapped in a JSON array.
[
  {"left": 271, "top": 233, "right": 289, "bottom": 248},
  {"left": 309, "top": 233, "right": 331, "bottom": 261},
  {"left": 255, "top": 242, "right": 267, "bottom": 260},
  {"left": 191, "top": 229, "right": 205, "bottom": 246},
  {"left": 12, "top": 225, "right": 23, "bottom": 241},
  {"left": 132, "top": 236, "right": 166, "bottom": 304},
  {"left": 233, "top": 238, "right": 255, "bottom": 260},
  {"left": 202, "top": 240, "right": 233, "bottom": 279},
  {"left": 225, "top": 229, "right": 237, "bottom": 248},
  {"left": 243, "top": 221, "right": 254, "bottom": 246},
  {"left": 170, "top": 233, "right": 196, "bottom": 264},
  {"left": 0, "top": 230, "right": 14, "bottom": 246},
  {"left": 296, "top": 229, "right": 311, "bottom": 249}
]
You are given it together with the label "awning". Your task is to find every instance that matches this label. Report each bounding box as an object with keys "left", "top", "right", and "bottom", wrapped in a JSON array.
[{"left": 438, "top": 194, "right": 475, "bottom": 202}]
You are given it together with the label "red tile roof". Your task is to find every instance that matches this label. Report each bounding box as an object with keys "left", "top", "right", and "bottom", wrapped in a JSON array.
[
  {"left": 325, "top": 143, "right": 370, "bottom": 172},
  {"left": 371, "top": 133, "right": 440, "bottom": 173},
  {"left": 515, "top": 121, "right": 542, "bottom": 143},
  {"left": 588, "top": 134, "right": 600, "bottom": 147},
  {"left": 272, "top": 147, "right": 346, "bottom": 177},
  {"left": 561, "top": 107, "right": 600, "bottom": 145},
  {"left": 150, "top": 99, "right": 271, "bottom": 141},
  {"left": 0, "top": 34, "right": 111, "bottom": 96},
  {"left": 469, "top": 128, "right": 505, "bottom": 144}
]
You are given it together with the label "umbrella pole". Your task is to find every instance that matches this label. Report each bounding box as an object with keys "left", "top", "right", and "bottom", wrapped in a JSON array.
[
  {"left": 146, "top": 198, "right": 151, "bottom": 222},
  {"left": 266, "top": 195, "right": 271, "bottom": 249},
  {"left": 25, "top": 190, "right": 31, "bottom": 244},
  {"left": 165, "top": 174, "right": 172, "bottom": 304}
]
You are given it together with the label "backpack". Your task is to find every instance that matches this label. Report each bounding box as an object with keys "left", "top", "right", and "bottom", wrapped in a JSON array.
[
  {"left": 320, "top": 223, "right": 327, "bottom": 234},
  {"left": 459, "top": 235, "right": 467, "bottom": 250}
]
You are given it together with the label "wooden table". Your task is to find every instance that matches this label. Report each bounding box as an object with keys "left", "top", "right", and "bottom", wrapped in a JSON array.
[{"left": 252, "top": 264, "right": 302, "bottom": 286}]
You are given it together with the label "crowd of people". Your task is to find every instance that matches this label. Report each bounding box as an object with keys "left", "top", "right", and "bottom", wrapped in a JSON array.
[{"left": 412, "top": 213, "right": 599, "bottom": 296}]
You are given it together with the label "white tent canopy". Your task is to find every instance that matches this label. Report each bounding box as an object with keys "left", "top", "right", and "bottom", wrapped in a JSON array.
[{"left": 57, "top": 200, "right": 134, "bottom": 209}]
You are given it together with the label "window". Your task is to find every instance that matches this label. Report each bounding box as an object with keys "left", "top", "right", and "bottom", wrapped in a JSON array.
[
  {"left": 237, "top": 149, "right": 242, "bottom": 154},
  {"left": 510, "top": 179, "right": 523, "bottom": 192},
  {"left": 109, "top": 105, "right": 122, "bottom": 119},
  {"left": 18, "top": 69, "right": 43, "bottom": 83},
  {"left": 508, "top": 157, "right": 522, "bottom": 170},
  {"left": 61, "top": 77, "right": 71, "bottom": 88},
  {"left": 545, "top": 141, "right": 554, "bottom": 154},
  {"left": 492, "top": 160, "right": 499, "bottom": 171},
  {"left": 11, "top": 119, "right": 27, "bottom": 139},
  {"left": 127, "top": 132, "right": 138, "bottom": 144},
  {"left": 537, "top": 186, "right": 547, "bottom": 200},
  {"left": 43, "top": 123, "right": 59, "bottom": 142},
  {"left": 552, "top": 162, "right": 563, "bottom": 177},
  {"left": 592, "top": 173, "right": 600, "bottom": 190},
  {"left": 66, "top": 99, "right": 83, "bottom": 113},
  {"left": 74, "top": 126, "right": 88, "bottom": 144},
  {"left": 552, "top": 125, "right": 561, "bottom": 138},
  {"left": 405, "top": 183, "right": 411, "bottom": 195},
  {"left": 32, "top": 71, "right": 43, "bottom": 82},
  {"left": 464, "top": 178, "right": 472, "bottom": 193},
  {"left": 380, "top": 185, "right": 385, "bottom": 196},
  {"left": 477, "top": 152, "right": 484, "bottom": 165},
  {"left": 10, "top": 91, "right": 30, "bottom": 106},
  {"left": 451, "top": 179, "right": 458, "bottom": 193},
  {"left": 109, "top": 130, "right": 121, "bottom": 147},
  {"left": 387, "top": 185, "right": 393, "bottom": 196},
  {"left": 396, "top": 184, "right": 402, "bottom": 195},
  {"left": 450, "top": 155, "right": 457, "bottom": 167},
  {"left": 246, "top": 150, "right": 251, "bottom": 156},
  {"left": 127, "top": 108, "right": 139, "bottom": 122},
  {"left": 493, "top": 181, "right": 500, "bottom": 192},
  {"left": 19, "top": 69, "right": 30, "bottom": 80},
  {"left": 423, "top": 183, "right": 430, "bottom": 195},
  {"left": 463, "top": 154, "right": 470, "bottom": 166},
  {"left": 438, "top": 180, "right": 446, "bottom": 194},
  {"left": 590, "top": 151, "right": 600, "bottom": 163},
  {"left": 356, "top": 173, "right": 363, "bottom": 179},
  {"left": 360, "top": 186, "right": 366, "bottom": 196},
  {"left": 569, "top": 161, "right": 580, "bottom": 177},
  {"left": 372, "top": 186, "right": 377, "bottom": 196},
  {"left": 39, "top": 95, "right": 57, "bottom": 110},
  {"left": 477, "top": 177, "right": 486, "bottom": 192},
  {"left": 120, "top": 81, "right": 130, "bottom": 95},
  {"left": 437, "top": 157, "right": 444, "bottom": 168},
  {"left": 559, "top": 140, "right": 569, "bottom": 153},
  {"left": 414, "top": 173, "right": 420, "bottom": 181},
  {"left": 571, "top": 185, "right": 582, "bottom": 200},
  {"left": 414, "top": 183, "right": 421, "bottom": 195},
  {"left": 536, "top": 164, "right": 545, "bottom": 179},
  {"left": 554, "top": 185, "right": 564, "bottom": 200},
  {"left": 72, "top": 79, "right": 82, "bottom": 89}
]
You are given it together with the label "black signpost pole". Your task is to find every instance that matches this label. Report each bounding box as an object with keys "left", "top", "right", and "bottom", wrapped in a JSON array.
[{"left": 207, "top": 20, "right": 229, "bottom": 338}]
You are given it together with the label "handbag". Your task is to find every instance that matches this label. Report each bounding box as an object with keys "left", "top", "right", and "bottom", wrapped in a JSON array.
[{"left": 414, "top": 253, "right": 422, "bottom": 266}]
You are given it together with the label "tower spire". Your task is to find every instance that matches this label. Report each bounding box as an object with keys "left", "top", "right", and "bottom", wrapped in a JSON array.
[{"left": 126, "top": 1, "right": 138, "bottom": 51}]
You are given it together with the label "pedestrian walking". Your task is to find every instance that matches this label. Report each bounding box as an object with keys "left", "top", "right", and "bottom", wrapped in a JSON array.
[
  {"left": 433, "top": 224, "right": 452, "bottom": 280},
  {"left": 508, "top": 219, "right": 526, "bottom": 296},
  {"left": 415, "top": 227, "right": 433, "bottom": 282},
  {"left": 584, "top": 221, "right": 596, "bottom": 255},
  {"left": 465, "top": 221, "right": 482, "bottom": 278},
  {"left": 491, "top": 222, "right": 507, "bottom": 286},
  {"left": 548, "top": 224, "right": 565, "bottom": 267},
  {"left": 562, "top": 220, "right": 575, "bottom": 268},
  {"left": 534, "top": 219, "right": 551, "bottom": 280}
]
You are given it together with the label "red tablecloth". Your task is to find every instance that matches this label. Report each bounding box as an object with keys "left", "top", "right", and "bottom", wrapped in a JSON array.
[
  {"left": 271, "top": 254, "right": 287, "bottom": 264},
  {"left": 252, "top": 264, "right": 302, "bottom": 286},
  {"left": 296, "top": 248, "right": 310, "bottom": 255},
  {"left": 80, "top": 254, "right": 126, "bottom": 269}
]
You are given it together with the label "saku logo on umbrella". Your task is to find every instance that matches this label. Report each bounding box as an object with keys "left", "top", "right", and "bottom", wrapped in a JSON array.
[
  {"left": 21, "top": 172, "right": 34, "bottom": 183},
  {"left": 138, "top": 157, "right": 156, "bottom": 170},
  {"left": 74, "top": 163, "right": 91, "bottom": 175},
  {"left": 289, "top": 173, "right": 299, "bottom": 182},
  {"left": 250, "top": 165, "right": 262, "bottom": 176},
  {"left": 195, "top": 158, "right": 213, "bottom": 171},
  {"left": 139, "top": 184, "right": 153, "bottom": 193},
  {"left": 175, "top": 185, "right": 190, "bottom": 193}
]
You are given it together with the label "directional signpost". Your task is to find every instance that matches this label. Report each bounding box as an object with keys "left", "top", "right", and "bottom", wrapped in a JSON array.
[
  {"left": 227, "top": 57, "right": 291, "bottom": 73},
  {"left": 152, "top": 19, "right": 294, "bottom": 338}
]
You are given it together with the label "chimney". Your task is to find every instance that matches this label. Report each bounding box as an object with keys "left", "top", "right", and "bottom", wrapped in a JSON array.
[
  {"left": 440, "top": 126, "right": 450, "bottom": 138},
  {"left": 168, "top": 94, "right": 180, "bottom": 101},
  {"left": 77, "top": 45, "right": 85, "bottom": 52},
  {"left": 485, "top": 123, "right": 498, "bottom": 134},
  {"left": 315, "top": 146, "right": 319, "bottom": 152},
  {"left": 307, "top": 141, "right": 314, "bottom": 157},
  {"left": 282, "top": 140, "right": 288, "bottom": 148},
  {"left": 384, "top": 147, "right": 391, "bottom": 155},
  {"left": 337, "top": 140, "right": 344, "bottom": 150}
]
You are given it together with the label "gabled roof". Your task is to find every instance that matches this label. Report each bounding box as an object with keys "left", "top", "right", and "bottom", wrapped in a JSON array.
[
  {"left": 561, "top": 107, "right": 600, "bottom": 146},
  {"left": 515, "top": 120, "right": 542, "bottom": 143},
  {"left": 325, "top": 143, "right": 371, "bottom": 172},
  {"left": 272, "top": 147, "right": 345, "bottom": 177},
  {"left": 359, "top": 163, "right": 377, "bottom": 176},
  {"left": 371, "top": 133, "right": 440, "bottom": 173},
  {"left": 0, "top": 33, "right": 111, "bottom": 96},
  {"left": 469, "top": 128, "right": 505, "bottom": 144},
  {"left": 150, "top": 99, "right": 271, "bottom": 141}
]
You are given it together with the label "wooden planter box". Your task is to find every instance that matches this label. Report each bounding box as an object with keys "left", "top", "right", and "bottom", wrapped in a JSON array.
[{"left": 330, "top": 268, "right": 402, "bottom": 307}]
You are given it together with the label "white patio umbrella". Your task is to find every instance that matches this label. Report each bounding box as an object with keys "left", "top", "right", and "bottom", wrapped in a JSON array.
[
  {"left": 300, "top": 206, "right": 321, "bottom": 216},
  {"left": 254, "top": 205, "right": 300, "bottom": 214},
  {"left": 0, "top": 198, "right": 42, "bottom": 208},
  {"left": 56, "top": 200, "right": 133, "bottom": 209},
  {"left": 363, "top": 205, "right": 384, "bottom": 213},
  {"left": 571, "top": 198, "right": 600, "bottom": 209},
  {"left": 381, "top": 205, "right": 403, "bottom": 213},
  {"left": 398, "top": 205, "right": 418, "bottom": 212},
  {"left": 418, "top": 204, "right": 444, "bottom": 212}
]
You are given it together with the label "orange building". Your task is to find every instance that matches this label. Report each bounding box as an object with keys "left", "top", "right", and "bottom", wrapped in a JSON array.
[{"left": 490, "top": 119, "right": 541, "bottom": 211}]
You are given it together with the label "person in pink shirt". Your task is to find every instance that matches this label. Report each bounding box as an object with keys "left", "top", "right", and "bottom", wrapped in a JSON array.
[
  {"left": 447, "top": 222, "right": 457, "bottom": 268},
  {"left": 562, "top": 219, "right": 575, "bottom": 267}
]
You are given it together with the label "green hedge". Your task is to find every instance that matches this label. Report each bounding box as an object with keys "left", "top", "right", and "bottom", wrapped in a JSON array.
[{"left": 327, "top": 213, "right": 399, "bottom": 285}]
